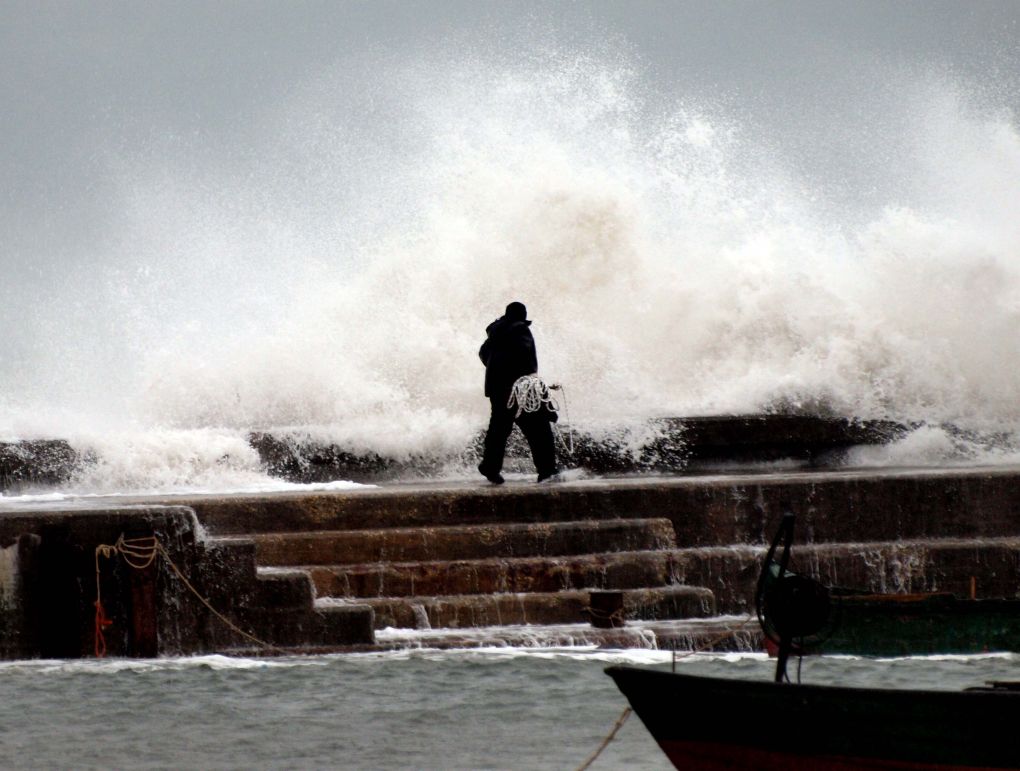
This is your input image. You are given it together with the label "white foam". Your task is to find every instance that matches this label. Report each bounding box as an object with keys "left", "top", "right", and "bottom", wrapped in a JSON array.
[
  {"left": 0, "top": 648, "right": 1011, "bottom": 674},
  {"left": 4, "top": 49, "right": 1020, "bottom": 489},
  {"left": 0, "top": 473, "right": 371, "bottom": 505},
  {"left": 846, "top": 425, "right": 1020, "bottom": 468},
  {"left": 872, "top": 651, "right": 1018, "bottom": 663},
  {"left": 0, "top": 654, "right": 330, "bottom": 675},
  {"left": 0, "top": 492, "right": 68, "bottom": 504}
]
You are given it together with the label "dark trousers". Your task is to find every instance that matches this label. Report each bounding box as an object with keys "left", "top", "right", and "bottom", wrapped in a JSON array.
[{"left": 480, "top": 396, "right": 558, "bottom": 477}]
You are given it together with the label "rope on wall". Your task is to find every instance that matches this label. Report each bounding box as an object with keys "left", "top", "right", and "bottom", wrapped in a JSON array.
[{"left": 94, "top": 533, "right": 284, "bottom": 657}]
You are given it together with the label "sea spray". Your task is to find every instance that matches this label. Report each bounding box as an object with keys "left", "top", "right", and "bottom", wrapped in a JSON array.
[{"left": 4, "top": 48, "right": 1020, "bottom": 489}]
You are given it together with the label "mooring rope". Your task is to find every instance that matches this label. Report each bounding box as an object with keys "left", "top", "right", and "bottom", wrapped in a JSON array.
[
  {"left": 94, "top": 533, "right": 284, "bottom": 657},
  {"left": 580, "top": 604, "right": 627, "bottom": 626},
  {"left": 574, "top": 613, "right": 757, "bottom": 770},
  {"left": 549, "top": 383, "right": 574, "bottom": 454},
  {"left": 575, "top": 708, "right": 633, "bottom": 771},
  {"left": 94, "top": 535, "right": 158, "bottom": 658}
]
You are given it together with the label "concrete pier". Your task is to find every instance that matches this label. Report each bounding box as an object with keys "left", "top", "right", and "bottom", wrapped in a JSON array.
[{"left": 3, "top": 464, "right": 1020, "bottom": 656}]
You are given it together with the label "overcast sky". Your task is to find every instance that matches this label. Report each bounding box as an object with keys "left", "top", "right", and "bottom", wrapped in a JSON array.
[{"left": 1, "top": 0, "right": 1018, "bottom": 300}]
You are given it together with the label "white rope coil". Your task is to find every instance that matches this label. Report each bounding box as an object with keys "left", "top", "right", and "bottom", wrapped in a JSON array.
[
  {"left": 508, "top": 375, "right": 574, "bottom": 453},
  {"left": 507, "top": 375, "right": 559, "bottom": 419}
]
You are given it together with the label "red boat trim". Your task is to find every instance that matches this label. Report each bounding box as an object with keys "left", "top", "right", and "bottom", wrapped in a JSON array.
[{"left": 658, "top": 739, "right": 1010, "bottom": 771}]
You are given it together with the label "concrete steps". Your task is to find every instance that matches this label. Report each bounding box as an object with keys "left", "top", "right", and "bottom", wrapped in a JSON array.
[
  {"left": 668, "top": 536, "right": 1020, "bottom": 614},
  {"left": 283, "top": 532, "right": 1020, "bottom": 632},
  {"left": 209, "top": 517, "right": 721, "bottom": 632},
  {"left": 195, "top": 544, "right": 375, "bottom": 651},
  {"left": 192, "top": 488, "right": 678, "bottom": 536},
  {"left": 304, "top": 535, "right": 1020, "bottom": 607},
  {"left": 372, "top": 617, "right": 761, "bottom": 652},
  {"left": 321, "top": 584, "right": 715, "bottom": 630},
  {"left": 187, "top": 472, "right": 1020, "bottom": 641},
  {"left": 181, "top": 468, "right": 1020, "bottom": 550},
  {"left": 237, "top": 518, "right": 677, "bottom": 566},
  {"left": 306, "top": 549, "right": 679, "bottom": 598},
  {"left": 10, "top": 469, "right": 1020, "bottom": 654}
]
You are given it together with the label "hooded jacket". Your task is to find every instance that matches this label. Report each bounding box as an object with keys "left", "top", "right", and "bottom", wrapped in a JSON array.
[{"left": 478, "top": 315, "right": 538, "bottom": 398}]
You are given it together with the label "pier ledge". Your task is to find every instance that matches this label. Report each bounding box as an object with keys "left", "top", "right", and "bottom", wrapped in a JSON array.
[{"left": 4, "top": 465, "right": 1020, "bottom": 656}]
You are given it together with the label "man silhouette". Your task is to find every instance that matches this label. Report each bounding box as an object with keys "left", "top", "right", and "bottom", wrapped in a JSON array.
[{"left": 477, "top": 301, "right": 559, "bottom": 484}]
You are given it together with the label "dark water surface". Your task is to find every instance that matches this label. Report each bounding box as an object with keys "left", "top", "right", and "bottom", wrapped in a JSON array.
[{"left": 1, "top": 649, "right": 1018, "bottom": 770}]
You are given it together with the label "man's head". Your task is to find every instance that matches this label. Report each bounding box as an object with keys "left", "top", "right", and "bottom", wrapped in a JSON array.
[{"left": 505, "top": 301, "right": 528, "bottom": 321}]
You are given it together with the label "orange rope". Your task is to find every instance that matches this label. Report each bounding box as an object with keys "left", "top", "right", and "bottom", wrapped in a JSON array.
[
  {"left": 93, "top": 599, "right": 113, "bottom": 658},
  {"left": 93, "top": 533, "right": 282, "bottom": 657},
  {"left": 94, "top": 535, "right": 156, "bottom": 658}
]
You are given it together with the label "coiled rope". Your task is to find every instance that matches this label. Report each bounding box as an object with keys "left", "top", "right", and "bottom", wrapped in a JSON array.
[
  {"left": 507, "top": 375, "right": 558, "bottom": 418},
  {"left": 94, "top": 533, "right": 283, "bottom": 657},
  {"left": 508, "top": 375, "right": 574, "bottom": 453}
]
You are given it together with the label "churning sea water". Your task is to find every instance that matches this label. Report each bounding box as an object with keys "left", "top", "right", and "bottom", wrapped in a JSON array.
[{"left": 1, "top": 648, "right": 1018, "bottom": 770}]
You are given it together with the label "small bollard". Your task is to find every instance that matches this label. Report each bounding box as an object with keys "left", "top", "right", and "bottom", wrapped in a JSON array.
[{"left": 586, "top": 590, "right": 626, "bottom": 629}]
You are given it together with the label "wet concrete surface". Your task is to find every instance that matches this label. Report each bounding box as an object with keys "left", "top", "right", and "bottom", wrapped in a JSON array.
[
  {"left": 4, "top": 462, "right": 1019, "bottom": 514},
  {"left": 4, "top": 465, "right": 1020, "bottom": 653}
]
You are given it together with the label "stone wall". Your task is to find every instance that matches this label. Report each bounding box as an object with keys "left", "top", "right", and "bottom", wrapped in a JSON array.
[
  {"left": 0, "top": 506, "right": 374, "bottom": 659},
  {"left": 0, "top": 507, "right": 202, "bottom": 657}
]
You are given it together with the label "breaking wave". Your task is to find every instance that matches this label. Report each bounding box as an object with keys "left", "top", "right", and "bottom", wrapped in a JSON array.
[{"left": 4, "top": 43, "right": 1020, "bottom": 489}]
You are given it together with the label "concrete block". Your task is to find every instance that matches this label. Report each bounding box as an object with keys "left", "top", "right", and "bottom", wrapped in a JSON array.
[
  {"left": 309, "top": 550, "right": 676, "bottom": 598},
  {"left": 251, "top": 518, "right": 677, "bottom": 566}
]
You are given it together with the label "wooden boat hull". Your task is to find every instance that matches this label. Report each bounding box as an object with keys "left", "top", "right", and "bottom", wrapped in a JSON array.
[{"left": 606, "top": 665, "right": 1020, "bottom": 770}]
